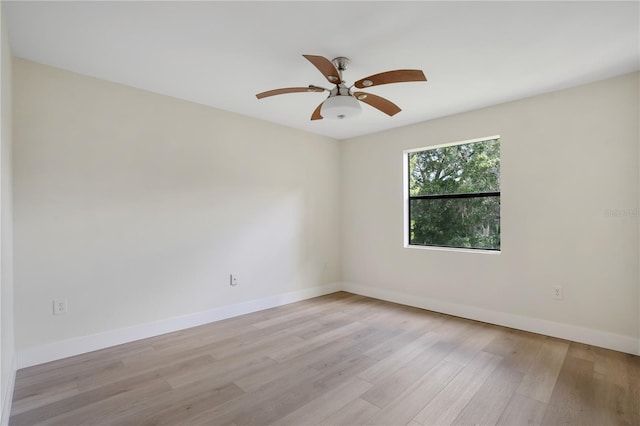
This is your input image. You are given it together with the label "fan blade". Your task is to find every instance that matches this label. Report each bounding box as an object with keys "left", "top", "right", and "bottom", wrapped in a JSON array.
[
  {"left": 354, "top": 70, "right": 426, "bottom": 89},
  {"left": 256, "top": 87, "right": 324, "bottom": 99},
  {"left": 311, "top": 102, "right": 323, "bottom": 120},
  {"left": 303, "top": 55, "right": 341, "bottom": 84},
  {"left": 354, "top": 92, "right": 401, "bottom": 116}
]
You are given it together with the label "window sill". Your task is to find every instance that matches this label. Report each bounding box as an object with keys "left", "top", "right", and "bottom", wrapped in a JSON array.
[{"left": 404, "top": 244, "right": 501, "bottom": 255}]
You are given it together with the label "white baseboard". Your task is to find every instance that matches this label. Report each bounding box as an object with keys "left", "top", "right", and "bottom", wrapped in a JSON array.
[
  {"left": 1, "top": 355, "right": 17, "bottom": 426},
  {"left": 15, "top": 281, "right": 639, "bottom": 369},
  {"left": 342, "top": 282, "right": 640, "bottom": 356},
  {"left": 17, "top": 283, "right": 341, "bottom": 369}
]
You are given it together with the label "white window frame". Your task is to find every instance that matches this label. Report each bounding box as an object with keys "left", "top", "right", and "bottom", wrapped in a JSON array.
[{"left": 403, "top": 135, "right": 502, "bottom": 254}]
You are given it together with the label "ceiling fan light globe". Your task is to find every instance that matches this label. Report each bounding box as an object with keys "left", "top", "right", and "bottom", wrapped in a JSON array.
[{"left": 320, "top": 95, "right": 362, "bottom": 120}]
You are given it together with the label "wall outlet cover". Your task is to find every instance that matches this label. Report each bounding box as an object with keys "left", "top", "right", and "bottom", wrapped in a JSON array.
[
  {"left": 553, "top": 286, "right": 564, "bottom": 300},
  {"left": 53, "top": 298, "right": 68, "bottom": 315}
]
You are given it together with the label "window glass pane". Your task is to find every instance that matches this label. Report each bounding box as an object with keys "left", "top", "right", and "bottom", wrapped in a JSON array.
[
  {"left": 409, "top": 196, "right": 500, "bottom": 250},
  {"left": 409, "top": 139, "right": 500, "bottom": 196}
]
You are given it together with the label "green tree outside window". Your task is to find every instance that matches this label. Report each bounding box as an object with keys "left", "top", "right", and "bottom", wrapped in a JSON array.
[{"left": 408, "top": 138, "right": 500, "bottom": 250}]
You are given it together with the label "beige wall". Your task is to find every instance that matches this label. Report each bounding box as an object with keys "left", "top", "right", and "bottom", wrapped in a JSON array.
[
  {"left": 341, "top": 73, "right": 640, "bottom": 348},
  {"left": 10, "top": 58, "right": 640, "bottom": 360},
  {"left": 12, "top": 59, "right": 341, "bottom": 350},
  {"left": 0, "top": 2, "right": 15, "bottom": 421}
]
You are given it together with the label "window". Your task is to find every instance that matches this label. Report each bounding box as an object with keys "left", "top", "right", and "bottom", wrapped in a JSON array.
[{"left": 405, "top": 137, "right": 500, "bottom": 251}]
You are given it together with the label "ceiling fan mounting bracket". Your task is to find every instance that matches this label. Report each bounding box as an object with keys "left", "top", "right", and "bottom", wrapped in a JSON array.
[{"left": 331, "top": 57, "right": 350, "bottom": 72}]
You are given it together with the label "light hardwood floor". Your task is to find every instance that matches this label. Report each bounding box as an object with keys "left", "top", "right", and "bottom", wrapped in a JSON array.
[{"left": 10, "top": 292, "right": 640, "bottom": 425}]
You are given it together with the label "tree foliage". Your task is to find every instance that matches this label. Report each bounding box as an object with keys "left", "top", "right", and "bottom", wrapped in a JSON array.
[{"left": 409, "top": 139, "right": 500, "bottom": 250}]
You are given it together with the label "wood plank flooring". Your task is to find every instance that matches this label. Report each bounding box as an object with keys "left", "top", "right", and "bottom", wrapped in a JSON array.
[{"left": 10, "top": 292, "right": 640, "bottom": 425}]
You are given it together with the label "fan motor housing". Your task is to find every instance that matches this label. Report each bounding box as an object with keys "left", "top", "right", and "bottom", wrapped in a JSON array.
[{"left": 329, "top": 84, "right": 352, "bottom": 97}]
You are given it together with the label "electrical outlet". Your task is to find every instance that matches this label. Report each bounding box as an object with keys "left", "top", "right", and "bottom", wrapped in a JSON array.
[
  {"left": 553, "top": 286, "right": 564, "bottom": 300},
  {"left": 230, "top": 274, "right": 238, "bottom": 287},
  {"left": 53, "top": 298, "right": 68, "bottom": 315}
]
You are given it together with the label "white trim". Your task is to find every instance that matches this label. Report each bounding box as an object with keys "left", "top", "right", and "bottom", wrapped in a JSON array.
[
  {"left": 403, "top": 244, "right": 501, "bottom": 255},
  {"left": 403, "top": 134, "right": 501, "bottom": 153},
  {"left": 15, "top": 281, "right": 639, "bottom": 369},
  {"left": 0, "top": 355, "right": 16, "bottom": 426},
  {"left": 402, "top": 135, "right": 502, "bottom": 250},
  {"left": 402, "top": 151, "right": 410, "bottom": 247},
  {"left": 17, "top": 283, "right": 341, "bottom": 369},
  {"left": 342, "top": 282, "right": 640, "bottom": 356}
]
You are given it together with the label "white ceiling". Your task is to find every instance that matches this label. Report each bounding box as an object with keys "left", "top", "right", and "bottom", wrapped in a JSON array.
[{"left": 4, "top": 1, "right": 639, "bottom": 140}]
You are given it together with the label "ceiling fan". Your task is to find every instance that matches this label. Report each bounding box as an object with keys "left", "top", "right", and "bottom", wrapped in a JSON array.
[{"left": 256, "top": 55, "right": 427, "bottom": 120}]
